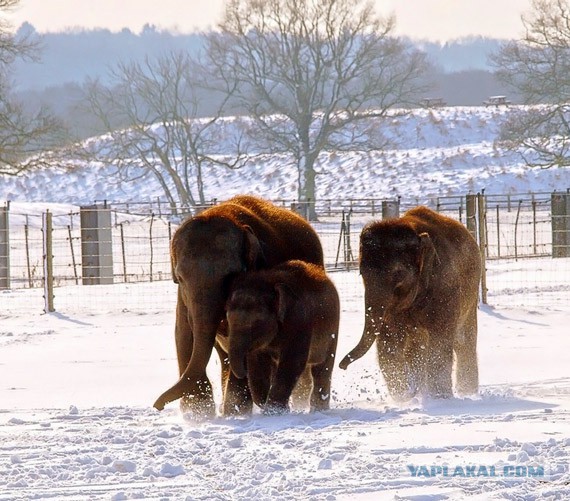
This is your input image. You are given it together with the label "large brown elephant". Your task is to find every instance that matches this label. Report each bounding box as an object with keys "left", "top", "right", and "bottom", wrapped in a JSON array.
[
  {"left": 224, "top": 260, "right": 340, "bottom": 415},
  {"left": 153, "top": 195, "right": 324, "bottom": 416},
  {"left": 339, "top": 206, "right": 481, "bottom": 401}
]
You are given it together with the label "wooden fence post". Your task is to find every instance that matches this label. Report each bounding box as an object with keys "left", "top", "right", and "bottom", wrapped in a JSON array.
[
  {"left": 477, "top": 193, "right": 488, "bottom": 305},
  {"left": 42, "top": 210, "right": 54, "bottom": 312},
  {"left": 466, "top": 194, "right": 477, "bottom": 242}
]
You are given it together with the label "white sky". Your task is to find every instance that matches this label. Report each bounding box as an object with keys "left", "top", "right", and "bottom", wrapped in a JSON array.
[{"left": 6, "top": 0, "right": 531, "bottom": 42}]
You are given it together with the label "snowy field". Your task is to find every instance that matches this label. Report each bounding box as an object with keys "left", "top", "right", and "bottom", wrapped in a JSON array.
[
  {"left": 1, "top": 272, "right": 570, "bottom": 500},
  {"left": 1, "top": 105, "right": 570, "bottom": 499}
]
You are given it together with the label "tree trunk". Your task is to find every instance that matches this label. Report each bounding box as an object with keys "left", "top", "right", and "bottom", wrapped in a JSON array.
[{"left": 297, "top": 153, "right": 318, "bottom": 221}]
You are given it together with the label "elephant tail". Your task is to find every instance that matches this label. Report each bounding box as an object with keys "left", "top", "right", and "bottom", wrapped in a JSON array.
[{"left": 339, "top": 328, "right": 378, "bottom": 370}]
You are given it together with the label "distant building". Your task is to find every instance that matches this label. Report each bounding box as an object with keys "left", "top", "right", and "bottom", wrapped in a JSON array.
[
  {"left": 483, "top": 96, "right": 512, "bottom": 107},
  {"left": 421, "top": 97, "right": 447, "bottom": 108}
]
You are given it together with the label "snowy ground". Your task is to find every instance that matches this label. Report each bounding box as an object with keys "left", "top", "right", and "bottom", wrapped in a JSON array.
[
  {"left": 2, "top": 104, "right": 570, "bottom": 499},
  {"left": 1, "top": 273, "right": 569, "bottom": 500}
]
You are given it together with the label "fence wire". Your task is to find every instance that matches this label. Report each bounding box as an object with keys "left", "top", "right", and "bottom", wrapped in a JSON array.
[{"left": 1, "top": 192, "right": 569, "bottom": 314}]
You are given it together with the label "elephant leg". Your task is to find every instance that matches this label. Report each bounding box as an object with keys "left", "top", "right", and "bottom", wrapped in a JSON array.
[
  {"left": 379, "top": 359, "right": 412, "bottom": 401},
  {"left": 403, "top": 328, "right": 429, "bottom": 397},
  {"left": 175, "top": 298, "right": 193, "bottom": 376},
  {"left": 155, "top": 301, "right": 216, "bottom": 416},
  {"left": 309, "top": 355, "right": 335, "bottom": 412},
  {"left": 217, "top": 346, "right": 230, "bottom": 393},
  {"left": 376, "top": 335, "right": 414, "bottom": 401},
  {"left": 214, "top": 344, "right": 252, "bottom": 416},
  {"left": 265, "top": 339, "right": 310, "bottom": 415},
  {"left": 246, "top": 351, "right": 274, "bottom": 408},
  {"left": 222, "top": 371, "right": 253, "bottom": 416},
  {"left": 426, "top": 334, "right": 454, "bottom": 399},
  {"left": 290, "top": 367, "right": 312, "bottom": 411},
  {"left": 174, "top": 301, "right": 215, "bottom": 415},
  {"left": 178, "top": 379, "right": 215, "bottom": 416},
  {"left": 454, "top": 306, "right": 479, "bottom": 396}
]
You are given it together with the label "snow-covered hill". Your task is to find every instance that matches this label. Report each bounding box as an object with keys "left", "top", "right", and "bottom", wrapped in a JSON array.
[{"left": 2, "top": 106, "right": 568, "bottom": 206}]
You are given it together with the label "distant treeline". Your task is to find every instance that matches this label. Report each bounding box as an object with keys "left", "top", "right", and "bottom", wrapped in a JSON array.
[{"left": 12, "top": 24, "right": 515, "bottom": 140}]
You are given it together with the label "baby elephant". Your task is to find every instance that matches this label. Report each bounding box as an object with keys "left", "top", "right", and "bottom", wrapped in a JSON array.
[
  {"left": 223, "top": 260, "right": 340, "bottom": 415},
  {"left": 340, "top": 206, "right": 481, "bottom": 401}
]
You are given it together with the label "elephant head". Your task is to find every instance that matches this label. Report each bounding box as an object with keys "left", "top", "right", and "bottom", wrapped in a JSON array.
[
  {"left": 153, "top": 216, "right": 264, "bottom": 410},
  {"left": 172, "top": 217, "right": 263, "bottom": 308},
  {"left": 225, "top": 280, "right": 291, "bottom": 380},
  {"left": 339, "top": 222, "right": 436, "bottom": 370}
]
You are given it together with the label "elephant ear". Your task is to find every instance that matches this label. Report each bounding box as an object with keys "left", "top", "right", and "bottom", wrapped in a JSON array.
[
  {"left": 243, "top": 225, "right": 264, "bottom": 270},
  {"left": 418, "top": 232, "right": 437, "bottom": 290},
  {"left": 275, "top": 283, "right": 296, "bottom": 323},
  {"left": 170, "top": 243, "right": 179, "bottom": 284}
]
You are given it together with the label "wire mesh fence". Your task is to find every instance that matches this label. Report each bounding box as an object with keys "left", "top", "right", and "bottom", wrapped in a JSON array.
[{"left": 1, "top": 191, "right": 569, "bottom": 314}]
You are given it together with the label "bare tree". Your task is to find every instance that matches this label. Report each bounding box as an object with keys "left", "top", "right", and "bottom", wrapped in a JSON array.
[
  {"left": 0, "top": 0, "right": 65, "bottom": 175},
  {"left": 491, "top": 0, "right": 570, "bottom": 167},
  {"left": 202, "top": 0, "right": 429, "bottom": 217},
  {"left": 80, "top": 51, "right": 247, "bottom": 211}
]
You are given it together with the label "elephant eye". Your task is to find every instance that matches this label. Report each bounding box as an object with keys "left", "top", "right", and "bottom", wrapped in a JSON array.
[
  {"left": 393, "top": 269, "right": 407, "bottom": 283},
  {"left": 222, "top": 272, "right": 241, "bottom": 297}
]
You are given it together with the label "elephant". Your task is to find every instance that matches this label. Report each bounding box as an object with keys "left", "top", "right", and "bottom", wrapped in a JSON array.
[
  {"left": 223, "top": 260, "right": 340, "bottom": 415},
  {"left": 153, "top": 195, "right": 324, "bottom": 416},
  {"left": 339, "top": 206, "right": 481, "bottom": 401}
]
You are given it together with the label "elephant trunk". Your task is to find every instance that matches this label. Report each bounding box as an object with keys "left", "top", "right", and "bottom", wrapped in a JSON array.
[
  {"left": 154, "top": 312, "right": 220, "bottom": 411},
  {"left": 229, "top": 335, "right": 249, "bottom": 380},
  {"left": 339, "top": 328, "right": 376, "bottom": 370},
  {"left": 339, "top": 312, "right": 385, "bottom": 370}
]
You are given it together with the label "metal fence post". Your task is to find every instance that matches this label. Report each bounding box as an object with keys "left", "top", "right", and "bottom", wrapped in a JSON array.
[
  {"left": 149, "top": 213, "right": 155, "bottom": 282},
  {"left": 496, "top": 205, "right": 501, "bottom": 258},
  {"left": 514, "top": 200, "right": 523, "bottom": 261},
  {"left": 0, "top": 203, "right": 9, "bottom": 290},
  {"left": 67, "top": 224, "right": 79, "bottom": 285},
  {"left": 42, "top": 211, "right": 54, "bottom": 312},
  {"left": 343, "top": 213, "right": 349, "bottom": 265},
  {"left": 552, "top": 192, "right": 569, "bottom": 258},
  {"left": 120, "top": 223, "right": 128, "bottom": 283},
  {"left": 24, "top": 223, "right": 32, "bottom": 287}
]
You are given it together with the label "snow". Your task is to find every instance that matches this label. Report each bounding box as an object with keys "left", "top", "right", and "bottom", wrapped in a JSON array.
[
  {"left": 1, "top": 106, "right": 568, "bottom": 205},
  {"left": 2, "top": 275, "right": 569, "bottom": 500},
  {"left": 1, "top": 105, "right": 570, "bottom": 500}
]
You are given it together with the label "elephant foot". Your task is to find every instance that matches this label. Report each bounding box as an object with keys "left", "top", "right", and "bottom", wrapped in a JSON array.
[
  {"left": 384, "top": 374, "right": 419, "bottom": 402},
  {"left": 222, "top": 373, "right": 253, "bottom": 417},
  {"left": 263, "top": 401, "right": 290, "bottom": 416},
  {"left": 222, "top": 400, "right": 253, "bottom": 417},
  {"left": 389, "top": 390, "right": 417, "bottom": 403},
  {"left": 455, "top": 386, "right": 478, "bottom": 398},
  {"left": 426, "top": 376, "right": 453, "bottom": 400},
  {"left": 454, "top": 373, "right": 479, "bottom": 397},
  {"left": 427, "top": 389, "right": 453, "bottom": 400},
  {"left": 310, "top": 402, "right": 330, "bottom": 413},
  {"left": 180, "top": 395, "right": 216, "bottom": 418}
]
